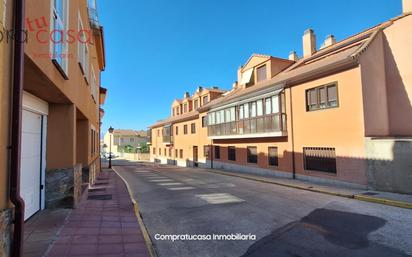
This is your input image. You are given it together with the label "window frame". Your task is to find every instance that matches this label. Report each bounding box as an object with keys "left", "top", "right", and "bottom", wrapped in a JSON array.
[
  {"left": 256, "top": 64, "right": 267, "bottom": 82},
  {"left": 214, "top": 145, "right": 220, "bottom": 159},
  {"left": 305, "top": 82, "right": 339, "bottom": 112},
  {"left": 268, "top": 147, "right": 279, "bottom": 167},
  {"left": 247, "top": 146, "right": 258, "bottom": 164},
  {"left": 228, "top": 146, "right": 236, "bottom": 161},
  {"left": 183, "top": 124, "right": 188, "bottom": 134},
  {"left": 191, "top": 123, "right": 196, "bottom": 134},
  {"left": 51, "top": 0, "right": 69, "bottom": 79}
]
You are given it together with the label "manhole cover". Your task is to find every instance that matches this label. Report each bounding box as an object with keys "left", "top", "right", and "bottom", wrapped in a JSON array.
[
  {"left": 362, "top": 192, "right": 378, "bottom": 196},
  {"left": 88, "top": 188, "right": 106, "bottom": 192},
  {"left": 94, "top": 182, "right": 109, "bottom": 186},
  {"left": 87, "top": 194, "right": 112, "bottom": 200}
]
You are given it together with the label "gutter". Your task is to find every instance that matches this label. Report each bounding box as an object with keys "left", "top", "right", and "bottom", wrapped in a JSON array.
[{"left": 10, "top": 0, "right": 26, "bottom": 256}]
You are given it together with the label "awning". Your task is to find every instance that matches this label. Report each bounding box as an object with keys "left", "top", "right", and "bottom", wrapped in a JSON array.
[{"left": 239, "top": 68, "right": 253, "bottom": 85}]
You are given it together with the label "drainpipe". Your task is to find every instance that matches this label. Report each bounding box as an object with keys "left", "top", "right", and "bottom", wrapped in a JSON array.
[
  {"left": 10, "top": 0, "right": 26, "bottom": 256},
  {"left": 288, "top": 87, "right": 296, "bottom": 179}
]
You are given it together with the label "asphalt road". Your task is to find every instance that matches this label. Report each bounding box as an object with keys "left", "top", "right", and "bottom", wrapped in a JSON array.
[{"left": 112, "top": 161, "right": 412, "bottom": 257}]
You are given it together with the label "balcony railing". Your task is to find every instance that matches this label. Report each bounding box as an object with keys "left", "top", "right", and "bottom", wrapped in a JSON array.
[{"left": 208, "top": 113, "right": 286, "bottom": 138}]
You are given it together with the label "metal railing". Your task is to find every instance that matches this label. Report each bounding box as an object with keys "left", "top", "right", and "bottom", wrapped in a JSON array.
[{"left": 208, "top": 113, "right": 286, "bottom": 137}]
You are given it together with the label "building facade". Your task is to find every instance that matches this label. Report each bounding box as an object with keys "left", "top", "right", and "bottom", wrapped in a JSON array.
[
  {"left": 150, "top": 3, "right": 412, "bottom": 194},
  {"left": 103, "top": 129, "right": 149, "bottom": 153},
  {"left": 150, "top": 87, "right": 226, "bottom": 167},
  {"left": 0, "top": 0, "right": 107, "bottom": 255}
]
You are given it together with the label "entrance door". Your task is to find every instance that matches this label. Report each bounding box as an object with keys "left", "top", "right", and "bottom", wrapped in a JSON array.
[
  {"left": 20, "top": 110, "right": 43, "bottom": 220},
  {"left": 193, "top": 146, "right": 198, "bottom": 167}
]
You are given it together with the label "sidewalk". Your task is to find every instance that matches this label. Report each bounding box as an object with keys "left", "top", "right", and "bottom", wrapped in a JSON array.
[
  {"left": 202, "top": 168, "right": 412, "bottom": 209},
  {"left": 45, "top": 169, "right": 152, "bottom": 257}
]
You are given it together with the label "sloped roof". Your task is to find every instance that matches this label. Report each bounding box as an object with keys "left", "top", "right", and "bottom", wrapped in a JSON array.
[
  {"left": 113, "top": 129, "right": 147, "bottom": 137},
  {"left": 199, "top": 13, "right": 411, "bottom": 111},
  {"left": 150, "top": 111, "right": 199, "bottom": 128}
]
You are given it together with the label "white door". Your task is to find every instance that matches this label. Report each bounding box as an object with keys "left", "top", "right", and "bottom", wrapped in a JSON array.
[{"left": 20, "top": 109, "right": 43, "bottom": 220}]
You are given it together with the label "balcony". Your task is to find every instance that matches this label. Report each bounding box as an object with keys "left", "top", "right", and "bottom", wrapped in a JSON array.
[
  {"left": 162, "top": 126, "right": 173, "bottom": 145},
  {"left": 208, "top": 113, "right": 287, "bottom": 139},
  {"left": 87, "top": 0, "right": 100, "bottom": 30}
]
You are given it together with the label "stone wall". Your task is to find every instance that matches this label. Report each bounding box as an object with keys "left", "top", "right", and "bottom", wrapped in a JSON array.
[
  {"left": 0, "top": 209, "right": 12, "bottom": 257},
  {"left": 46, "top": 164, "right": 83, "bottom": 208},
  {"left": 366, "top": 138, "right": 412, "bottom": 194}
]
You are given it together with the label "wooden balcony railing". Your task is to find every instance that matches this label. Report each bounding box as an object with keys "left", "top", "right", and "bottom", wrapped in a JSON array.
[{"left": 208, "top": 113, "right": 286, "bottom": 137}]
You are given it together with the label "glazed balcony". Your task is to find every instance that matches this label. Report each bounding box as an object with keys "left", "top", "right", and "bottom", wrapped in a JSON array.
[
  {"left": 208, "top": 113, "right": 287, "bottom": 139},
  {"left": 162, "top": 126, "right": 173, "bottom": 145}
]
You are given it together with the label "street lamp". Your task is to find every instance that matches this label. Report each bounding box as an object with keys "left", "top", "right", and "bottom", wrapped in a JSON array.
[{"left": 108, "top": 126, "right": 114, "bottom": 168}]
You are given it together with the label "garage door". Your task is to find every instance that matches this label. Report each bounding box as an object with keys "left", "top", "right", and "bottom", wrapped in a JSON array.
[{"left": 20, "top": 109, "right": 43, "bottom": 220}]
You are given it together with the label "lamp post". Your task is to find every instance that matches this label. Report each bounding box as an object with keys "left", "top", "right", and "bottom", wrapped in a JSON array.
[{"left": 108, "top": 126, "right": 114, "bottom": 168}]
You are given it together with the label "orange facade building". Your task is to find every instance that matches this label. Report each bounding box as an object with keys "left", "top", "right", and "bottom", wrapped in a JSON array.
[
  {"left": 0, "top": 0, "right": 107, "bottom": 255},
  {"left": 150, "top": 4, "right": 412, "bottom": 194}
]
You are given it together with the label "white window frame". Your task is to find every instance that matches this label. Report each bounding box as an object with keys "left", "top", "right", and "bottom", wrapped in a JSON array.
[
  {"left": 78, "top": 12, "right": 89, "bottom": 82},
  {"left": 50, "top": 0, "right": 69, "bottom": 77}
]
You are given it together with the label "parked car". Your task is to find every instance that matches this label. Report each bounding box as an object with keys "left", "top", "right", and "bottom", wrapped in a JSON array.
[{"left": 104, "top": 152, "right": 118, "bottom": 159}]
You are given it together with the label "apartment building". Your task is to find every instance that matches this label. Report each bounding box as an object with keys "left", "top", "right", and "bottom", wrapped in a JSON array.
[
  {"left": 0, "top": 0, "right": 106, "bottom": 255},
  {"left": 103, "top": 129, "right": 149, "bottom": 153},
  {"left": 150, "top": 87, "right": 226, "bottom": 167},
  {"left": 150, "top": 2, "right": 412, "bottom": 194}
]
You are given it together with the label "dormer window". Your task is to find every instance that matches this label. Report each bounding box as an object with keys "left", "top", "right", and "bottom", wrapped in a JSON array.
[
  {"left": 203, "top": 96, "right": 209, "bottom": 105},
  {"left": 194, "top": 99, "right": 199, "bottom": 109},
  {"left": 257, "top": 65, "right": 267, "bottom": 82}
]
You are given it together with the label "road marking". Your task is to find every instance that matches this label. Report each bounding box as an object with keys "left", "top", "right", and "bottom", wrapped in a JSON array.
[
  {"left": 167, "top": 187, "right": 196, "bottom": 191},
  {"left": 196, "top": 193, "right": 245, "bottom": 204},
  {"left": 157, "top": 182, "right": 184, "bottom": 186},
  {"left": 149, "top": 179, "right": 174, "bottom": 182},
  {"left": 133, "top": 170, "right": 152, "bottom": 173}
]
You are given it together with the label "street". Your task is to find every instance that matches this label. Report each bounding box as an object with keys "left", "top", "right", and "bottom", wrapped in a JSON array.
[{"left": 113, "top": 161, "right": 412, "bottom": 257}]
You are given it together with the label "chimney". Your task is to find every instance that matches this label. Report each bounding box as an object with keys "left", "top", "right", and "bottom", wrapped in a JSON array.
[
  {"left": 183, "top": 92, "right": 189, "bottom": 98},
  {"left": 320, "top": 35, "right": 336, "bottom": 49},
  {"left": 403, "top": 0, "right": 412, "bottom": 13},
  {"left": 288, "top": 51, "right": 298, "bottom": 61},
  {"left": 303, "top": 29, "right": 316, "bottom": 57}
]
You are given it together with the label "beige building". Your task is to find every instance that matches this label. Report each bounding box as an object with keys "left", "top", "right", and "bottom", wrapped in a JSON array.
[
  {"left": 103, "top": 129, "right": 149, "bottom": 153},
  {"left": 150, "top": 2, "right": 412, "bottom": 194}
]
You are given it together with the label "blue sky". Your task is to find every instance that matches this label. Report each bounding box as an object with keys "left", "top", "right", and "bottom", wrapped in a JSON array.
[{"left": 98, "top": 0, "right": 400, "bottom": 133}]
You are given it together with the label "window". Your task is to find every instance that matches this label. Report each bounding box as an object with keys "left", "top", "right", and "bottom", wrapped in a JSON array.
[
  {"left": 268, "top": 147, "right": 278, "bottom": 166},
  {"left": 175, "top": 149, "right": 178, "bottom": 158},
  {"left": 194, "top": 99, "right": 199, "bottom": 109},
  {"left": 153, "top": 147, "right": 156, "bottom": 154},
  {"left": 91, "top": 68, "right": 98, "bottom": 102},
  {"left": 214, "top": 146, "right": 220, "bottom": 159},
  {"left": 78, "top": 14, "right": 89, "bottom": 81},
  {"left": 265, "top": 98, "right": 271, "bottom": 115},
  {"left": 169, "top": 148, "right": 172, "bottom": 157},
  {"left": 183, "top": 103, "right": 188, "bottom": 113},
  {"left": 52, "top": 0, "right": 68, "bottom": 77},
  {"left": 173, "top": 109, "right": 175, "bottom": 116},
  {"left": 306, "top": 83, "right": 338, "bottom": 111},
  {"left": 158, "top": 148, "right": 161, "bottom": 155},
  {"left": 203, "top": 145, "right": 210, "bottom": 157},
  {"left": 303, "top": 147, "right": 337, "bottom": 173},
  {"left": 175, "top": 126, "right": 178, "bottom": 135},
  {"left": 191, "top": 123, "right": 196, "bottom": 134},
  {"left": 256, "top": 65, "right": 267, "bottom": 82},
  {"left": 157, "top": 130, "right": 160, "bottom": 137},
  {"left": 244, "top": 104, "right": 249, "bottom": 118},
  {"left": 250, "top": 102, "right": 256, "bottom": 117},
  {"left": 239, "top": 105, "right": 244, "bottom": 119},
  {"left": 184, "top": 124, "right": 188, "bottom": 134},
  {"left": 202, "top": 116, "right": 207, "bottom": 128},
  {"left": 247, "top": 146, "right": 257, "bottom": 164},
  {"left": 130, "top": 138, "right": 134, "bottom": 142},
  {"left": 257, "top": 100, "right": 263, "bottom": 116},
  {"left": 228, "top": 146, "right": 236, "bottom": 161},
  {"left": 179, "top": 149, "right": 183, "bottom": 158},
  {"left": 164, "top": 148, "right": 166, "bottom": 156},
  {"left": 203, "top": 96, "right": 209, "bottom": 104},
  {"left": 272, "top": 95, "right": 279, "bottom": 113}
]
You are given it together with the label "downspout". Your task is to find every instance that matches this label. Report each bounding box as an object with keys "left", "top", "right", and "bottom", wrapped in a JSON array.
[
  {"left": 10, "top": 0, "right": 26, "bottom": 256},
  {"left": 288, "top": 86, "right": 296, "bottom": 179}
]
